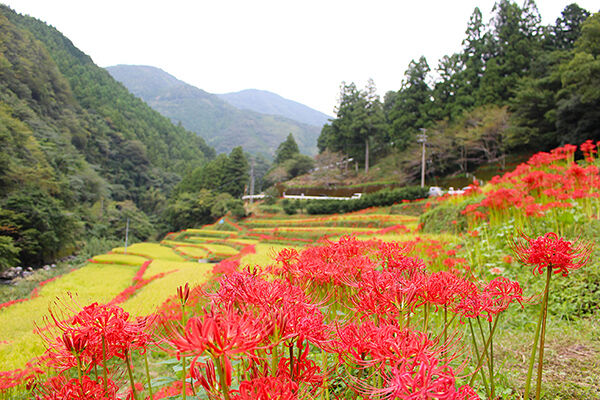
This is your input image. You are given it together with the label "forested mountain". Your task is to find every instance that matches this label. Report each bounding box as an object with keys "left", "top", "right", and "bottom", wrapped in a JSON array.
[
  {"left": 318, "top": 1, "right": 599, "bottom": 182},
  {"left": 218, "top": 89, "right": 331, "bottom": 127},
  {"left": 106, "top": 65, "right": 320, "bottom": 157},
  {"left": 0, "top": 5, "right": 215, "bottom": 269}
]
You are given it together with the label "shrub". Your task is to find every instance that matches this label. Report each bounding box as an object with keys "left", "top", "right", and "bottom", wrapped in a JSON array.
[
  {"left": 419, "top": 202, "right": 468, "bottom": 233},
  {"left": 306, "top": 186, "right": 428, "bottom": 215}
]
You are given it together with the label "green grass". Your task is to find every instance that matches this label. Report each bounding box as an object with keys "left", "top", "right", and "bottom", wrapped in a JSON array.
[
  {"left": 174, "top": 246, "right": 210, "bottom": 259},
  {"left": 239, "top": 243, "right": 297, "bottom": 268},
  {"left": 199, "top": 243, "right": 239, "bottom": 257},
  {"left": 91, "top": 253, "right": 149, "bottom": 265},
  {"left": 112, "top": 243, "right": 186, "bottom": 262},
  {"left": 141, "top": 259, "right": 201, "bottom": 279},
  {"left": 122, "top": 263, "right": 214, "bottom": 316},
  {"left": 184, "top": 229, "right": 237, "bottom": 237}
]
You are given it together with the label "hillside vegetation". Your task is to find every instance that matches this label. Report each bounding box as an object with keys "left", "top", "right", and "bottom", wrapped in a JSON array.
[
  {"left": 317, "top": 2, "right": 599, "bottom": 186},
  {"left": 0, "top": 5, "right": 215, "bottom": 269}
]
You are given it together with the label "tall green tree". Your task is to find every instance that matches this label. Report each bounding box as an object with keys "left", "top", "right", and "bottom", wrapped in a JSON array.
[
  {"left": 550, "top": 3, "right": 590, "bottom": 50},
  {"left": 478, "top": 0, "right": 542, "bottom": 103},
  {"left": 317, "top": 80, "right": 386, "bottom": 172},
  {"left": 274, "top": 133, "right": 300, "bottom": 164},
  {"left": 223, "top": 146, "right": 249, "bottom": 197},
  {"left": 388, "top": 56, "right": 433, "bottom": 151},
  {"left": 555, "top": 12, "right": 600, "bottom": 144}
]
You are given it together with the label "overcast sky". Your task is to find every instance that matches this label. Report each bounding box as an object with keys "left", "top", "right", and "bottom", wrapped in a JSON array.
[{"left": 3, "top": 0, "right": 598, "bottom": 115}]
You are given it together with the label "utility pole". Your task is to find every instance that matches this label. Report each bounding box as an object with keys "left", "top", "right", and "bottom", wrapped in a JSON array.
[
  {"left": 124, "top": 217, "right": 130, "bottom": 254},
  {"left": 417, "top": 128, "right": 428, "bottom": 188},
  {"left": 249, "top": 158, "right": 255, "bottom": 204}
]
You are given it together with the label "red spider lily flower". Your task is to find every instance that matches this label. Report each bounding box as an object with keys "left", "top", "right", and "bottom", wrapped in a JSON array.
[
  {"left": 512, "top": 232, "right": 593, "bottom": 277},
  {"left": 276, "top": 342, "right": 323, "bottom": 387},
  {"left": 61, "top": 332, "right": 88, "bottom": 355},
  {"left": 482, "top": 277, "right": 524, "bottom": 315},
  {"left": 328, "top": 319, "right": 382, "bottom": 363},
  {"left": 353, "top": 269, "right": 429, "bottom": 317},
  {"left": 367, "top": 354, "right": 461, "bottom": 400},
  {"left": 191, "top": 359, "right": 217, "bottom": 392},
  {"left": 230, "top": 376, "right": 299, "bottom": 400},
  {"left": 39, "top": 302, "right": 153, "bottom": 372},
  {"left": 0, "top": 361, "right": 44, "bottom": 391},
  {"left": 330, "top": 320, "right": 442, "bottom": 368},
  {"left": 214, "top": 270, "right": 327, "bottom": 345},
  {"left": 580, "top": 139, "right": 597, "bottom": 162},
  {"left": 166, "top": 307, "right": 273, "bottom": 362},
  {"left": 35, "top": 375, "right": 119, "bottom": 399},
  {"left": 420, "top": 271, "right": 467, "bottom": 310},
  {"left": 456, "top": 292, "right": 488, "bottom": 321},
  {"left": 275, "top": 248, "right": 300, "bottom": 268}
]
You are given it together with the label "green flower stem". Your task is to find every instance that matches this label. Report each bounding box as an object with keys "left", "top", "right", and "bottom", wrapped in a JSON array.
[
  {"left": 476, "top": 316, "right": 496, "bottom": 399},
  {"left": 125, "top": 350, "right": 138, "bottom": 400},
  {"left": 181, "top": 302, "right": 187, "bottom": 400},
  {"left": 217, "top": 356, "right": 231, "bottom": 400},
  {"left": 489, "top": 319, "right": 496, "bottom": 400},
  {"left": 468, "top": 315, "right": 499, "bottom": 388},
  {"left": 321, "top": 348, "right": 330, "bottom": 400},
  {"left": 423, "top": 303, "right": 430, "bottom": 334},
  {"left": 443, "top": 305, "right": 447, "bottom": 346},
  {"left": 289, "top": 343, "right": 295, "bottom": 381},
  {"left": 144, "top": 352, "right": 154, "bottom": 400},
  {"left": 76, "top": 354, "right": 83, "bottom": 384},
  {"left": 535, "top": 265, "right": 553, "bottom": 400},
  {"left": 102, "top": 336, "right": 108, "bottom": 394},
  {"left": 524, "top": 286, "right": 545, "bottom": 399},
  {"left": 181, "top": 356, "right": 187, "bottom": 400},
  {"left": 468, "top": 319, "right": 490, "bottom": 399}
]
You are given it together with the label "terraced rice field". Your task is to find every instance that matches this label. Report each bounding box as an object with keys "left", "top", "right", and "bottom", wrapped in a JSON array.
[{"left": 0, "top": 213, "right": 420, "bottom": 372}]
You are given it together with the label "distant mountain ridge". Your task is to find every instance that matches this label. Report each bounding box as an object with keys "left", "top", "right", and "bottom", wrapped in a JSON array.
[
  {"left": 106, "top": 65, "right": 320, "bottom": 157},
  {"left": 218, "top": 89, "right": 331, "bottom": 127}
]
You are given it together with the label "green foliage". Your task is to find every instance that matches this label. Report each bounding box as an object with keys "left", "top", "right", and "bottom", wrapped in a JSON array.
[
  {"left": 419, "top": 200, "right": 477, "bottom": 233},
  {"left": 274, "top": 133, "right": 300, "bottom": 164},
  {"left": 163, "top": 189, "right": 247, "bottom": 232},
  {"left": 317, "top": 2, "right": 597, "bottom": 179},
  {"left": 318, "top": 80, "right": 387, "bottom": 171},
  {"left": 283, "top": 154, "right": 315, "bottom": 178},
  {"left": 0, "top": 188, "right": 79, "bottom": 266},
  {"left": 305, "top": 186, "right": 428, "bottom": 215},
  {"left": 222, "top": 146, "right": 249, "bottom": 198},
  {"left": 387, "top": 57, "right": 433, "bottom": 151},
  {"left": 176, "top": 147, "right": 249, "bottom": 198},
  {"left": 0, "top": 235, "right": 19, "bottom": 272},
  {"left": 0, "top": 6, "right": 221, "bottom": 269}
]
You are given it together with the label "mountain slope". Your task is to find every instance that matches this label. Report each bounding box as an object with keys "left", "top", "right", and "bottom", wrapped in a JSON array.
[
  {"left": 106, "top": 65, "right": 320, "bottom": 157},
  {"left": 0, "top": 5, "right": 215, "bottom": 267},
  {"left": 218, "top": 89, "right": 331, "bottom": 127}
]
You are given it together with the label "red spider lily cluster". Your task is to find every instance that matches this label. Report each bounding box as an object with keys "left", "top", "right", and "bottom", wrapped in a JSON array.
[
  {"left": 0, "top": 235, "right": 535, "bottom": 399},
  {"left": 29, "top": 300, "right": 154, "bottom": 400},
  {"left": 148, "top": 236, "right": 528, "bottom": 400},
  {"left": 461, "top": 141, "right": 600, "bottom": 228}
]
